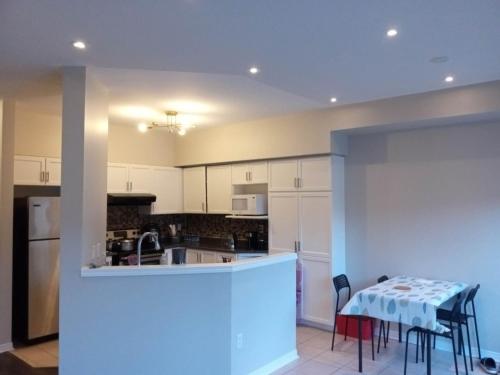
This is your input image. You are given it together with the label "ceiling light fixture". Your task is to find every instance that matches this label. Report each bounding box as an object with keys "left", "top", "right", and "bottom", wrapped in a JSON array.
[
  {"left": 330, "top": 97, "right": 338, "bottom": 103},
  {"left": 137, "top": 123, "right": 148, "bottom": 133},
  {"left": 249, "top": 66, "right": 259, "bottom": 75},
  {"left": 148, "top": 111, "right": 194, "bottom": 135},
  {"left": 72, "top": 40, "right": 86, "bottom": 50},
  {"left": 386, "top": 29, "right": 398, "bottom": 38},
  {"left": 444, "top": 75, "right": 454, "bottom": 83}
]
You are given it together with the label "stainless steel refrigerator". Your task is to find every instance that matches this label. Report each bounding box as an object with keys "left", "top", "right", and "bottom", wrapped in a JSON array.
[{"left": 13, "top": 196, "right": 60, "bottom": 343}]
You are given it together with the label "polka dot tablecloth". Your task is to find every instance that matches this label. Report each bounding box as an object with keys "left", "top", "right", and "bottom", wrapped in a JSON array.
[{"left": 340, "top": 275, "right": 468, "bottom": 333}]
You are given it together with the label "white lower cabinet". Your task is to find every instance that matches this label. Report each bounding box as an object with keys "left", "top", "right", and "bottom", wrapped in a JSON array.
[
  {"left": 187, "top": 249, "right": 202, "bottom": 264},
  {"left": 201, "top": 251, "right": 217, "bottom": 264},
  {"left": 269, "top": 190, "right": 333, "bottom": 326}
]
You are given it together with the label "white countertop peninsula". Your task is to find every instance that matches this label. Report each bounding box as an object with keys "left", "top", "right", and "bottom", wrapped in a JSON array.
[{"left": 81, "top": 253, "right": 295, "bottom": 277}]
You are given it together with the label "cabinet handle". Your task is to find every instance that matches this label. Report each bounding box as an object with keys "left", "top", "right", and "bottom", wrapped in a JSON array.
[
  {"left": 202, "top": 202, "right": 205, "bottom": 212},
  {"left": 46, "top": 171, "right": 50, "bottom": 183},
  {"left": 298, "top": 177, "right": 301, "bottom": 188},
  {"left": 293, "top": 177, "right": 297, "bottom": 188},
  {"left": 249, "top": 171, "right": 252, "bottom": 182},
  {"left": 294, "top": 241, "right": 297, "bottom": 252},
  {"left": 40, "top": 171, "right": 45, "bottom": 183},
  {"left": 130, "top": 181, "right": 133, "bottom": 191},
  {"left": 297, "top": 241, "right": 301, "bottom": 252}
]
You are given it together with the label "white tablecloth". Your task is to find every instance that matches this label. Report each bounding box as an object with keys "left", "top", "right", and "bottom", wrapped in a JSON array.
[{"left": 340, "top": 276, "right": 467, "bottom": 333}]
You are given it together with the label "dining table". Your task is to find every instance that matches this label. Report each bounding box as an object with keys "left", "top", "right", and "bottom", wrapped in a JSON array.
[{"left": 340, "top": 275, "right": 468, "bottom": 374}]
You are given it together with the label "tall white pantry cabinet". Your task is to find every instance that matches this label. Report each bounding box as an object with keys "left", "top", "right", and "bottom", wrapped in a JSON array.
[{"left": 269, "top": 156, "right": 344, "bottom": 327}]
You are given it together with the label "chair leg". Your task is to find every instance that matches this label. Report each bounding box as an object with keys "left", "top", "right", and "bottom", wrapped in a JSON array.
[
  {"left": 464, "top": 319, "right": 473, "bottom": 371},
  {"left": 416, "top": 330, "right": 420, "bottom": 363},
  {"left": 459, "top": 325, "right": 469, "bottom": 375},
  {"left": 344, "top": 314, "right": 349, "bottom": 342},
  {"left": 371, "top": 319, "right": 375, "bottom": 361},
  {"left": 399, "top": 322, "right": 402, "bottom": 342},
  {"left": 421, "top": 331, "right": 425, "bottom": 363},
  {"left": 404, "top": 329, "right": 412, "bottom": 375},
  {"left": 472, "top": 304, "right": 482, "bottom": 360},
  {"left": 450, "top": 323, "right": 459, "bottom": 375},
  {"left": 377, "top": 321, "right": 383, "bottom": 353},
  {"left": 331, "top": 312, "right": 338, "bottom": 351},
  {"left": 433, "top": 333, "right": 436, "bottom": 349}
]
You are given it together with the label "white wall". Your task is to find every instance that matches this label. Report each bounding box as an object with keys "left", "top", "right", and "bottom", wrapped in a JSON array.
[
  {"left": 0, "top": 100, "right": 15, "bottom": 352},
  {"left": 13, "top": 104, "right": 176, "bottom": 167},
  {"left": 345, "top": 121, "right": 500, "bottom": 355},
  {"left": 175, "top": 80, "right": 500, "bottom": 166}
]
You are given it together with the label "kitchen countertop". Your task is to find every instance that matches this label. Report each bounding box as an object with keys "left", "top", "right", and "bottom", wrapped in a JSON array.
[{"left": 161, "top": 237, "right": 268, "bottom": 254}]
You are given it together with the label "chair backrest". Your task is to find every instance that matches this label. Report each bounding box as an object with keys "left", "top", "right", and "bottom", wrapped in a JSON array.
[
  {"left": 333, "top": 274, "right": 350, "bottom": 294},
  {"left": 377, "top": 275, "right": 389, "bottom": 283},
  {"left": 464, "top": 284, "right": 480, "bottom": 312},
  {"left": 332, "top": 274, "right": 351, "bottom": 311},
  {"left": 449, "top": 292, "right": 467, "bottom": 321}
]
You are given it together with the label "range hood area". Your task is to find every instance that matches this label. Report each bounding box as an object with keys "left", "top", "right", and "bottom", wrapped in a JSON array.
[{"left": 107, "top": 193, "right": 156, "bottom": 206}]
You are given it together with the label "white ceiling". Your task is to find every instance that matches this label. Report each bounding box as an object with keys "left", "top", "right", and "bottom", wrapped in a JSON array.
[{"left": 2, "top": 0, "right": 500, "bottom": 127}]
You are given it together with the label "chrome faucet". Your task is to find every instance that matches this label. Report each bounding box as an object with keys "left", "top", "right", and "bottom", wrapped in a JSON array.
[{"left": 137, "top": 232, "right": 161, "bottom": 267}]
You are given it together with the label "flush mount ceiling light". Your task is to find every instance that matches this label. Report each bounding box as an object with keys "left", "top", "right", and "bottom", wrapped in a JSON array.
[
  {"left": 144, "top": 111, "right": 194, "bottom": 135},
  {"left": 72, "top": 40, "right": 86, "bottom": 50},
  {"left": 249, "top": 66, "right": 259, "bottom": 75},
  {"left": 386, "top": 28, "right": 398, "bottom": 38},
  {"left": 330, "top": 97, "right": 338, "bottom": 103},
  {"left": 137, "top": 123, "right": 148, "bottom": 133},
  {"left": 444, "top": 75, "right": 455, "bottom": 83}
]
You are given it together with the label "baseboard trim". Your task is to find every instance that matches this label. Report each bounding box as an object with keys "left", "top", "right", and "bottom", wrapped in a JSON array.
[
  {"left": 0, "top": 342, "right": 13, "bottom": 354},
  {"left": 249, "top": 349, "right": 299, "bottom": 375},
  {"left": 298, "top": 319, "right": 333, "bottom": 332}
]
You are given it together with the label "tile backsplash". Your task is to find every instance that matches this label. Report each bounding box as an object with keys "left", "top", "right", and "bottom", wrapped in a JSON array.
[{"left": 107, "top": 206, "right": 268, "bottom": 240}]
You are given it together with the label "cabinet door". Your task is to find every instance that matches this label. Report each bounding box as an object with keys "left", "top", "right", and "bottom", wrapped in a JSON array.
[
  {"left": 183, "top": 167, "right": 207, "bottom": 213},
  {"left": 201, "top": 251, "right": 217, "bottom": 264},
  {"left": 150, "top": 167, "right": 183, "bottom": 214},
  {"left": 129, "top": 165, "right": 153, "bottom": 193},
  {"left": 14, "top": 155, "right": 45, "bottom": 185},
  {"left": 300, "top": 256, "right": 333, "bottom": 326},
  {"left": 186, "top": 249, "right": 200, "bottom": 264},
  {"left": 248, "top": 161, "right": 268, "bottom": 184},
  {"left": 268, "top": 193, "right": 299, "bottom": 254},
  {"left": 299, "top": 157, "right": 331, "bottom": 191},
  {"left": 207, "top": 165, "right": 232, "bottom": 213},
  {"left": 298, "top": 192, "right": 331, "bottom": 257},
  {"left": 45, "top": 158, "right": 62, "bottom": 186},
  {"left": 268, "top": 159, "right": 299, "bottom": 192},
  {"left": 231, "top": 164, "right": 249, "bottom": 185},
  {"left": 107, "top": 163, "right": 129, "bottom": 193}
]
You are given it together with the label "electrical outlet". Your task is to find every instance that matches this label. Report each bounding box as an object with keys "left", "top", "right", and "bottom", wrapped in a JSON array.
[{"left": 236, "top": 333, "right": 243, "bottom": 349}]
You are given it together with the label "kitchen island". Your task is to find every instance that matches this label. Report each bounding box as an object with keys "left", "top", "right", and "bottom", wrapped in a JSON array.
[{"left": 67, "top": 253, "right": 297, "bottom": 375}]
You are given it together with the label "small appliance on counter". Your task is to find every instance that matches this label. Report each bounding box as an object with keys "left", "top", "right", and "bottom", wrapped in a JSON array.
[{"left": 106, "top": 228, "right": 164, "bottom": 266}]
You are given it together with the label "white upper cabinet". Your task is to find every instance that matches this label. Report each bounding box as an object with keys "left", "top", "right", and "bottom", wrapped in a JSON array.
[
  {"left": 107, "top": 163, "right": 130, "bottom": 193},
  {"left": 268, "top": 159, "right": 299, "bottom": 191},
  {"left": 299, "top": 157, "right": 331, "bottom": 191},
  {"left": 269, "top": 156, "right": 331, "bottom": 192},
  {"left": 14, "top": 155, "right": 61, "bottom": 186},
  {"left": 231, "top": 161, "right": 268, "bottom": 185},
  {"left": 207, "top": 165, "right": 232, "bottom": 214},
  {"left": 44, "top": 158, "right": 62, "bottom": 186},
  {"left": 151, "top": 167, "right": 183, "bottom": 214},
  {"left": 128, "top": 165, "right": 153, "bottom": 193},
  {"left": 268, "top": 193, "right": 299, "bottom": 254},
  {"left": 183, "top": 167, "right": 207, "bottom": 213}
]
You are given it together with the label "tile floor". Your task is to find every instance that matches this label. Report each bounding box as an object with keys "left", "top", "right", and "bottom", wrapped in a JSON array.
[
  {"left": 11, "top": 341, "right": 58, "bottom": 368},
  {"left": 272, "top": 326, "right": 472, "bottom": 375}
]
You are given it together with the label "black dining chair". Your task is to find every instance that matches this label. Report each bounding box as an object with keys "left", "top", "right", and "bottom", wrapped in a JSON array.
[
  {"left": 331, "top": 274, "right": 375, "bottom": 360},
  {"left": 434, "top": 284, "right": 481, "bottom": 371},
  {"left": 404, "top": 293, "right": 468, "bottom": 375}
]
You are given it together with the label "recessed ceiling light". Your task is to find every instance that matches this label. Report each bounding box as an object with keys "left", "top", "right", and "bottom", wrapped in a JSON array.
[
  {"left": 72, "top": 40, "right": 86, "bottom": 50},
  {"left": 386, "top": 29, "right": 398, "bottom": 38},
  {"left": 137, "top": 123, "right": 148, "bottom": 133},
  {"left": 249, "top": 66, "right": 259, "bottom": 75},
  {"left": 444, "top": 75, "right": 454, "bottom": 83},
  {"left": 330, "top": 97, "right": 338, "bottom": 103}
]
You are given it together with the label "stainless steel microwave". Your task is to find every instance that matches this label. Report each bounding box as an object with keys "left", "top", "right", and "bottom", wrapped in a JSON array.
[{"left": 231, "top": 194, "right": 268, "bottom": 216}]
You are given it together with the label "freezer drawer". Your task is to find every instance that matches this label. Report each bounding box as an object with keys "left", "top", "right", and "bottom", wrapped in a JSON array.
[
  {"left": 28, "top": 239, "right": 59, "bottom": 339},
  {"left": 28, "top": 197, "right": 60, "bottom": 240}
]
